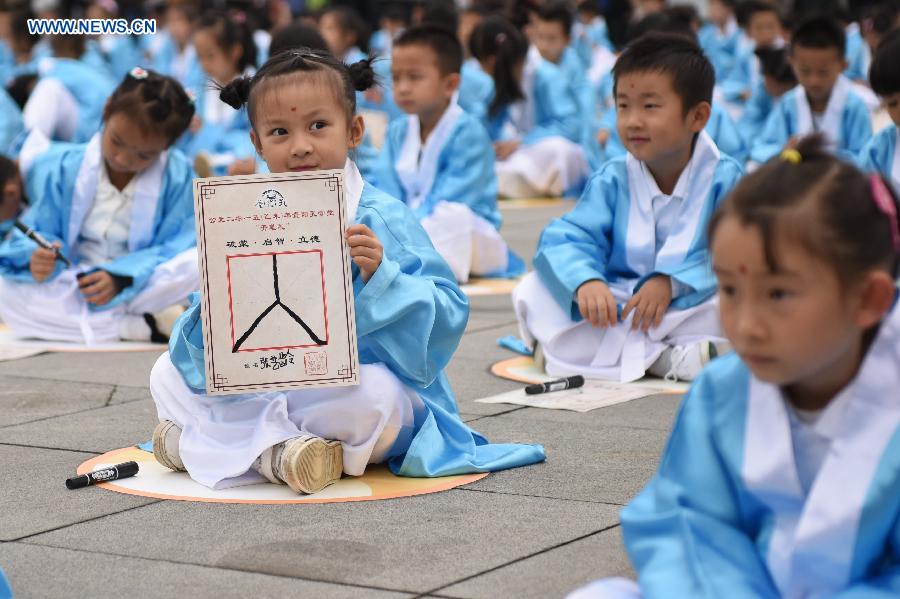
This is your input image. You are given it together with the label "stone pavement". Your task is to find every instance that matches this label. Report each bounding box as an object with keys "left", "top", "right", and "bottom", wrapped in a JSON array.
[{"left": 0, "top": 202, "right": 679, "bottom": 598}]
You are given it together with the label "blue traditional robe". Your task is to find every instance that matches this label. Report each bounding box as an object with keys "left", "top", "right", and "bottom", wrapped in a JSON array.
[
  {"left": 0, "top": 132, "right": 196, "bottom": 310},
  {"left": 572, "top": 16, "right": 613, "bottom": 68},
  {"left": 620, "top": 300, "right": 900, "bottom": 598},
  {"left": 699, "top": 17, "right": 741, "bottom": 80},
  {"left": 845, "top": 23, "right": 869, "bottom": 82},
  {"left": 150, "top": 32, "right": 206, "bottom": 92},
  {"left": 458, "top": 60, "right": 494, "bottom": 124},
  {"left": 534, "top": 131, "right": 742, "bottom": 319},
  {"left": 35, "top": 57, "right": 117, "bottom": 143},
  {"left": 737, "top": 81, "right": 776, "bottom": 146},
  {"left": 347, "top": 47, "right": 404, "bottom": 123},
  {"left": 168, "top": 162, "right": 546, "bottom": 477},
  {"left": 859, "top": 124, "right": 900, "bottom": 192},
  {"left": 0, "top": 87, "right": 23, "bottom": 156},
  {"left": 750, "top": 77, "right": 872, "bottom": 164}
]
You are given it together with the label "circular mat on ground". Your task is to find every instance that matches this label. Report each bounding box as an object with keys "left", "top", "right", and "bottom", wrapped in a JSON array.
[
  {"left": 78, "top": 447, "right": 488, "bottom": 504},
  {"left": 490, "top": 356, "right": 688, "bottom": 393},
  {"left": 460, "top": 277, "right": 522, "bottom": 297}
]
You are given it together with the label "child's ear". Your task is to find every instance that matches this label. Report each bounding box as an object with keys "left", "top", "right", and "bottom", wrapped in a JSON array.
[
  {"left": 853, "top": 271, "right": 897, "bottom": 329},
  {"left": 688, "top": 101, "right": 711, "bottom": 133},
  {"left": 444, "top": 72, "right": 461, "bottom": 96},
  {"left": 348, "top": 115, "right": 366, "bottom": 150}
]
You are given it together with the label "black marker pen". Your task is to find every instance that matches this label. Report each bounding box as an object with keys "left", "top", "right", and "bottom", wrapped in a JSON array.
[
  {"left": 66, "top": 461, "right": 139, "bottom": 489},
  {"left": 525, "top": 375, "right": 585, "bottom": 395},
  {"left": 14, "top": 220, "right": 73, "bottom": 267}
]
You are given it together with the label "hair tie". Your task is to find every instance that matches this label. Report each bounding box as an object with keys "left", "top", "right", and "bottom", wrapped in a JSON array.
[
  {"left": 129, "top": 67, "right": 148, "bottom": 80},
  {"left": 870, "top": 174, "right": 900, "bottom": 251},
  {"left": 496, "top": 33, "right": 507, "bottom": 45},
  {"left": 780, "top": 148, "right": 801, "bottom": 164}
]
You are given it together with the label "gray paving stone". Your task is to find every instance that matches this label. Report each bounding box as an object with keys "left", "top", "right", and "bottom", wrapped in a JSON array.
[
  {"left": 440, "top": 526, "right": 633, "bottom": 599},
  {"left": 0, "top": 376, "right": 114, "bottom": 427},
  {"left": 27, "top": 490, "right": 619, "bottom": 593},
  {"left": 110, "top": 385, "right": 152, "bottom": 405},
  {"left": 459, "top": 413, "right": 667, "bottom": 505},
  {"left": 0, "top": 350, "right": 164, "bottom": 387},
  {"left": 0, "top": 445, "right": 158, "bottom": 541},
  {"left": 0, "top": 542, "right": 414, "bottom": 599},
  {"left": 0, "top": 398, "right": 158, "bottom": 454}
]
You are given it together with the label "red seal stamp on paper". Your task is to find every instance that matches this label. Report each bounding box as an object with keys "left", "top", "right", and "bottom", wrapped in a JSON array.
[{"left": 304, "top": 351, "right": 327, "bottom": 375}]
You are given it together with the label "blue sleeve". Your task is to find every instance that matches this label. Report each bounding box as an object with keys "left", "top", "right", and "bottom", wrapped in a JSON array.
[
  {"left": 750, "top": 96, "right": 791, "bottom": 164},
  {"left": 354, "top": 197, "right": 469, "bottom": 387},
  {"left": 839, "top": 98, "right": 872, "bottom": 161},
  {"left": 369, "top": 121, "right": 404, "bottom": 199},
  {"left": 533, "top": 166, "right": 619, "bottom": 320},
  {"left": 524, "top": 66, "right": 582, "bottom": 145},
  {"left": 736, "top": 85, "right": 771, "bottom": 145},
  {"left": 622, "top": 365, "right": 781, "bottom": 599},
  {"left": 422, "top": 121, "right": 500, "bottom": 228},
  {"left": 708, "top": 107, "right": 749, "bottom": 164}
]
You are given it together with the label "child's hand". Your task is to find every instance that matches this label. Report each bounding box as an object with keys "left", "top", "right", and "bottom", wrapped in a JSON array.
[
  {"left": 227, "top": 158, "right": 256, "bottom": 176},
  {"left": 494, "top": 140, "right": 520, "bottom": 161},
  {"left": 622, "top": 276, "right": 672, "bottom": 332},
  {"left": 345, "top": 224, "right": 383, "bottom": 283},
  {"left": 30, "top": 243, "right": 60, "bottom": 282},
  {"left": 78, "top": 270, "right": 121, "bottom": 306},
  {"left": 596, "top": 129, "right": 610, "bottom": 147},
  {"left": 576, "top": 279, "right": 617, "bottom": 327}
]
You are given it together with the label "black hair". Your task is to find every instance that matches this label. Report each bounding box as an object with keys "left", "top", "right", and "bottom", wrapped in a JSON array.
[
  {"left": 790, "top": 15, "right": 846, "bottom": 55},
  {"left": 534, "top": 1, "right": 574, "bottom": 37},
  {"left": 9, "top": 8, "right": 39, "bottom": 50},
  {"left": 861, "top": 2, "right": 900, "bottom": 39},
  {"left": 50, "top": 34, "right": 86, "bottom": 58},
  {"left": 104, "top": 69, "right": 195, "bottom": 145},
  {"left": 468, "top": 16, "right": 528, "bottom": 117},
  {"left": 710, "top": 135, "right": 900, "bottom": 281},
  {"left": 508, "top": 0, "right": 539, "bottom": 29},
  {"left": 269, "top": 21, "right": 329, "bottom": 57},
  {"left": 613, "top": 31, "right": 714, "bottom": 113},
  {"left": 665, "top": 5, "right": 700, "bottom": 31},
  {"left": 0, "top": 155, "right": 18, "bottom": 190},
  {"left": 736, "top": 0, "right": 780, "bottom": 29},
  {"left": 218, "top": 48, "right": 377, "bottom": 129},
  {"left": 394, "top": 25, "right": 463, "bottom": 75},
  {"left": 576, "top": 0, "right": 602, "bottom": 17},
  {"left": 870, "top": 26, "right": 900, "bottom": 96},
  {"left": 711, "top": 0, "right": 738, "bottom": 8},
  {"left": 756, "top": 46, "right": 797, "bottom": 86},
  {"left": 196, "top": 10, "right": 258, "bottom": 74},
  {"left": 6, "top": 74, "right": 38, "bottom": 110},
  {"left": 420, "top": 0, "right": 460, "bottom": 31},
  {"left": 381, "top": 1, "right": 414, "bottom": 25},
  {"left": 321, "top": 6, "right": 371, "bottom": 53}
]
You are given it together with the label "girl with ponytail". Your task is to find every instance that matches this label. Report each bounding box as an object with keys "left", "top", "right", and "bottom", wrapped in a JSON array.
[
  {"left": 469, "top": 16, "right": 590, "bottom": 198},
  {"left": 147, "top": 48, "right": 546, "bottom": 495},
  {"left": 0, "top": 68, "right": 199, "bottom": 345}
]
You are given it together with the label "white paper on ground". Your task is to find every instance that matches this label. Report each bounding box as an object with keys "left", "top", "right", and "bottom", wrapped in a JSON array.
[{"left": 475, "top": 380, "right": 682, "bottom": 412}]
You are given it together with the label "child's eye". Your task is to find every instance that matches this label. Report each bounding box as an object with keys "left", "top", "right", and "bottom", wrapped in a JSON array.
[
  {"left": 310, "top": 121, "right": 327, "bottom": 131},
  {"left": 769, "top": 288, "right": 792, "bottom": 300},
  {"left": 644, "top": 104, "right": 659, "bottom": 109},
  {"left": 719, "top": 284, "right": 737, "bottom": 297},
  {"left": 270, "top": 128, "right": 288, "bottom": 136}
]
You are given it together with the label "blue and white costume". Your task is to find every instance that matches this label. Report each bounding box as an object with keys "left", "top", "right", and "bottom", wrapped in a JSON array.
[
  {"left": 373, "top": 103, "right": 523, "bottom": 282},
  {"left": 23, "top": 57, "right": 117, "bottom": 144},
  {"left": 750, "top": 76, "right": 872, "bottom": 163},
  {"left": 489, "top": 47, "right": 589, "bottom": 198},
  {"left": 513, "top": 132, "right": 741, "bottom": 381},
  {"left": 149, "top": 32, "right": 206, "bottom": 93},
  {"left": 859, "top": 124, "right": 900, "bottom": 192},
  {"left": 737, "top": 80, "right": 777, "bottom": 147},
  {"left": 0, "top": 132, "right": 199, "bottom": 343},
  {"left": 178, "top": 80, "right": 256, "bottom": 175},
  {"left": 149, "top": 160, "right": 546, "bottom": 489},
  {"left": 458, "top": 59, "right": 494, "bottom": 125},
  {"left": 699, "top": 17, "right": 741, "bottom": 80},
  {"left": 570, "top": 300, "right": 900, "bottom": 598},
  {"left": 0, "top": 87, "right": 23, "bottom": 156},
  {"left": 572, "top": 15, "right": 613, "bottom": 69}
]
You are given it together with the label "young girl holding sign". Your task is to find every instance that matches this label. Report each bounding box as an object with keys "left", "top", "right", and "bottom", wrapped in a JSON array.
[{"left": 149, "top": 48, "right": 545, "bottom": 494}]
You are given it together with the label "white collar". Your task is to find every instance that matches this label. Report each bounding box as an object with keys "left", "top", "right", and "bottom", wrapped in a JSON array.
[
  {"left": 795, "top": 75, "right": 852, "bottom": 146},
  {"left": 344, "top": 158, "right": 363, "bottom": 221},
  {"left": 395, "top": 103, "right": 464, "bottom": 210}
]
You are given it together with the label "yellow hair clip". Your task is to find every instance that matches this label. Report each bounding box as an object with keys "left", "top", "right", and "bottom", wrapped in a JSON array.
[{"left": 780, "top": 148, "right": 802, "bottom": 164}]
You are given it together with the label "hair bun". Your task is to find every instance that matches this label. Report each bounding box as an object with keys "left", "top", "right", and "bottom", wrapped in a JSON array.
[
  {"left": 218, "top": 76, "right": 252, "bottom": 109},
  {"left": 347, "top": 58, "right": 376, "bottom": 92}
]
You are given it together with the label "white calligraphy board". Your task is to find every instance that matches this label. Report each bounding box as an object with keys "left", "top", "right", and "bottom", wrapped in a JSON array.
[{"left": 194, "top": 170, "right": 359, "bottom": 395}]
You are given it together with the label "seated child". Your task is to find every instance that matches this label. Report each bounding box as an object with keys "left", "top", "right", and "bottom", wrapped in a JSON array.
[
  {"left": 23, "top": 34, "right": 117, "bottom": 144},
  {"left": 469, "top": 16, "right": 589, "bottom": 199},
  {"left": 369, "top": 0, "right": 411, "bottom": 58},
  {"left": 845, "top": 2, "right": 898, "bottom": 84},
  {"left": 374, "top": 26, "right": 522, "bottom": 284},
  {"left": 860, "top": 27, "right": 900, "bottom": 191},
  {"left": 572, "top": 0, "right": 613, "bottom": 69},
  {"left": 513, "top": 33, "right": 742, "bottom": 383},
  {"left": 698, "top": 0, "right": 740, "bottom": 79},
  {"left": 148, "top": 2, "right": 206, "bottom": 92},
  {"left": 149, "top": 48, "right": 546, "bottom": 493},
  {"left": 0, "top": 69, "right": 198, "bottom": 344},
  {"left": 0, "top": 86, "right": 23, "bottom": 156},
  {"left": 750, "top": 16, "right": 872, "bottom": 164},
  {"left": 719, "top": 0, "right": 784, "bottom": 106},
  {"left": 569, "top": 136, "right": 900, "bottom": 599},
  {"left": 181, "top": 11, "right": 258, "bottom": 177},
  {"left": 737, "top": 46, "right": 796, "bottom": 146},
  {"left": 0, "top": 154, "right": 24, "bottom": 237}
]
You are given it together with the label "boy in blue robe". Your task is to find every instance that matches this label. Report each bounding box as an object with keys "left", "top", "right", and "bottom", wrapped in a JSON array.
[
  {"left": 859, "top": 27, "right": 900, "bottom": 191},
  {"left": 374, "top": 26, "right": 522, "bottom": 284},
  {"left": 719, "top": 0, "right": 784, "bottom": 107},
  {"left": 698, "top": 0, "right": 740, "bottom": 79},
  {"left": 513, "top": 32, "right": 742, "bottom": 383},
  {"left": 750, "top": 16, "right": 872, "bottom": 164},
  {"left": 736, "top": 46, "right": 796, "bottom": 147}
]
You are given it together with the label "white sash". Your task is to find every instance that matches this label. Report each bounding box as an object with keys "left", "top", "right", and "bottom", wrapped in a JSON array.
[
  {"left": 69, "top": 133, "right": 167, "bottom": 255},
  {"left": 795, "top": 75, "right": 851, "bottom": 149},
  {"left": 623, "top": 131, "right": 720, "bottom": 280},
  {"left": 395, "top": 104, "right": 463, "bottom": 210},
  {"left": 743, "top": 304, "right": 900, "bottom": 597}
]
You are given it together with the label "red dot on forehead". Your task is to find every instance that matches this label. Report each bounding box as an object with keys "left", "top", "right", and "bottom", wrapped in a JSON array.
[
  {"left": 738, "top": 264, "right": 748, "bottom": 274},
  {"left": 291, "top": 107, "right": 297, "bottom": 111}
]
